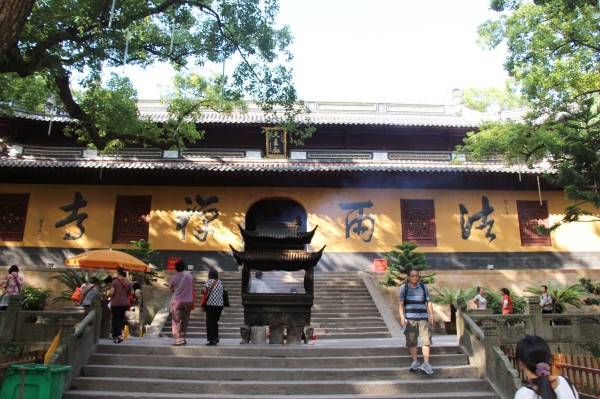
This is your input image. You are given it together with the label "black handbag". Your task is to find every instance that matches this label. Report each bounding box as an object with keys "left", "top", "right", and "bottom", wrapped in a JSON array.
[{"left": 223, "top": 289, "right": 230, "bottom": 307}]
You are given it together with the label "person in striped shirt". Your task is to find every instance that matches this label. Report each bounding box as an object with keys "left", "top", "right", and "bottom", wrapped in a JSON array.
[{"left": 398, "top": 269, "right": 435, "bottom": 375}]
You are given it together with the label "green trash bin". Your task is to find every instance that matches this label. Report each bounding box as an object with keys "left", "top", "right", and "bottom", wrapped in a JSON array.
[{"left": 0, "top": 364, "right": 72, "bottom": 399}]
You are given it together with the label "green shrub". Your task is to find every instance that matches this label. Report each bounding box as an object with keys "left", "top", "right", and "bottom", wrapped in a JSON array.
[
  {"left": 20, "top": 286, "right": 52, "bottom": 311},
  {"left": 578, "top": 276, "right": 600, "bottom": 295},
  {"left": 584, "top": 297, "right": 600, "bottom": 306},
  {"left": 127, "top": 239, "right": 162, "bottom": 285}
]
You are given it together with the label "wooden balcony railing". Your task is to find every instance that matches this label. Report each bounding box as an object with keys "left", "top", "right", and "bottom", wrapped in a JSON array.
[{"left": 552, "top": 353, "right": 600, "bottom": 399}]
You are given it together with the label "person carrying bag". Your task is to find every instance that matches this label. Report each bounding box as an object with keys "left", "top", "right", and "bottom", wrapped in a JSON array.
[
  {"left": 0, "top": 265, "right": 23, "bottom": 310},
  {"left": 202, "top": 268, "right": 225, "bottom": 346},
  {"left": 168, "top": 260, "right": 194, "bottom": 346}
]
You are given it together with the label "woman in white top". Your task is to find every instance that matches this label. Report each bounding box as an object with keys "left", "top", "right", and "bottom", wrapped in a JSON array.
[
  {"left": 473, "top": 287, "right": 488, "bottom": 310},
  {"left": 513, "top": 335, "right": 578, "bottom": 399}
]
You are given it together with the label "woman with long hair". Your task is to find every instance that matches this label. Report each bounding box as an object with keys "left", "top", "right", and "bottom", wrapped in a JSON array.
[{"left": 514, "top": 335, "right": 578, "bottom": 399}]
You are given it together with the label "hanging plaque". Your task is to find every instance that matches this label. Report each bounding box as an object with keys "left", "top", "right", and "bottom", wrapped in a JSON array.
[{"left": 264, "top": 128, "right": 287, "bottom": 158}]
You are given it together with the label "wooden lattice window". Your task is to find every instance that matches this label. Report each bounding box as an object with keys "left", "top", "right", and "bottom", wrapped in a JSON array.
[
  {"left": 517, "top": 200, "right": 552, "bottom": 246},
  {"left": 112, "top": 196, "right": 151, "bottom": 244},
  {"left": 401, "top": 199, "right": 437, "bottom": 247},
  {"left": 0, "top": 194, "right": 29, "bottom": 242}
]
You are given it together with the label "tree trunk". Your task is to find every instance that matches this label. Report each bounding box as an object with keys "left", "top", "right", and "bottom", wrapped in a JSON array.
[{"left": 0, "top": 0, "right": 35, "bottom": 57}]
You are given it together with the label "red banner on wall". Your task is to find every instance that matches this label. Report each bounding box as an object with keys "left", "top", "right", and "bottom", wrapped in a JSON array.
[{"left": 373, "top": 259, "right": 387, "bottom": 272}]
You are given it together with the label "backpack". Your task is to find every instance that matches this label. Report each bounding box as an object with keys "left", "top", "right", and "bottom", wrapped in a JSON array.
[{"left": 402, "top": 281, "right": 428, "bottom": 303}]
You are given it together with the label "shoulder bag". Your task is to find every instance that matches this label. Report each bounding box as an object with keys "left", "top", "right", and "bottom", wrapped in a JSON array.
[{"left": 200, "top": 280, "right": 217, "bottom": 311}]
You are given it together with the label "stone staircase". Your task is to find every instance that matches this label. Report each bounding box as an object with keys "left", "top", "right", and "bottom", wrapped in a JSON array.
[
  {"left": 64, "top": 341, "right": 500, "bottom": 398},
  {"left": 61, "top": 271, "right": 500, "bottom": 398},
  {"left": 158, "top": 271, "right": 391, "bottom": 341}
]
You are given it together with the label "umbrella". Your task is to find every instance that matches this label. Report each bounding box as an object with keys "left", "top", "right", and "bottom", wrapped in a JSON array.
[{"left": 65, "top": 249, "right": 150, "bottom": 273}]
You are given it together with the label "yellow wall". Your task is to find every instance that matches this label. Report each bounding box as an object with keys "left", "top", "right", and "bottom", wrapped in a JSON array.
[{"left": 2, "top": 184, "right": 600, "bottom": 253}]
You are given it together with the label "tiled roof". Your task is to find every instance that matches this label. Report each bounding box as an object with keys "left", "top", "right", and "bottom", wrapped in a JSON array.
[
  {"left": 138, "top": 108, "right": 481, "bottom": 128},
  {"left": 0, "top": 155, "right": 546, "bottom": 175},
  {"left": 5, "top": 100, "right": 520, "bottom": 128}
]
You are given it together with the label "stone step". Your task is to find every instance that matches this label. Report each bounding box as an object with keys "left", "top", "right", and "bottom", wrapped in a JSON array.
[
  {"left": 172, "top": 317, "right": 387, "bottom": 325},
  {"left": 88, "top": 352, "right": 467, "bottom": 368},
  {"left": 82, "top": 364, "right": 480, "bottom": 381},
  {"left": 64, "top": 269, "right": 499, "bottom": 399},
  {"left": 67, "top": 376, "right": 494, "bottom": 396},
  {"left": 96, "top": 344, "right": 464, "bottom": 359},
  {"left": 64, "top": 392, "right": 499, "bottom": 399},
  {"left": 160, "top": 272, "right": 389, "bottom": 340},
  {"left": 93, "top": 344, "right": 462, "bottom": 356}
]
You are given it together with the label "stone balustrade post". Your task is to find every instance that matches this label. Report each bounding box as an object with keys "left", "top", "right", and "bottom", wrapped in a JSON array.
[
  {"left": 482, "top": 320, "right": 499, "bottom": 378},
  {"left": 58, "top": 317, "right": 79, "bottom": 365},
  {"left": 528, "top": 297, "right": 545, "bottom": 339},
  {"left": 0, "top": 295, "right": 22, "bottom": 343}
]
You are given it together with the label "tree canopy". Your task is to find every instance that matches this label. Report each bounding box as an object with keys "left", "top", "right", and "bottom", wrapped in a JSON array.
[
  {"left": 463, "top": 82, "right": 529, "bottom": 112},
  {"left": 459, "top": 0, "right": 600, "bottom": 231},
  {"left": 0, "top": 0, "right": 313, "bottom": 150}
]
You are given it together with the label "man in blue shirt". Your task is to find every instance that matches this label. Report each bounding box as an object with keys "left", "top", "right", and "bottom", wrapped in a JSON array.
[{"left": 398, "top": 269, "right": 435, "bottom": 374}]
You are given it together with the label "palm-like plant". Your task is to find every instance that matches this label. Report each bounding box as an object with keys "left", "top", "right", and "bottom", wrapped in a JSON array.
[
  {"left": 524, "top": 282, "right": 587, "bottom": 313},
  {"left": 51, "top": 269, "right": 108, "bottom": 303},
  {"left": 430, "top": 286, "right": 477, "bottom": 322}
]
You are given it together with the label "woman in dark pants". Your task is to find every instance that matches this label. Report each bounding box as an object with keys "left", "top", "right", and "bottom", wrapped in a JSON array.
[
  {"left": 107, "top": 267, "right": 132, "bottom": 343},
  {"left": 202, "top": 268, "right": 224, "bottom": 346}
]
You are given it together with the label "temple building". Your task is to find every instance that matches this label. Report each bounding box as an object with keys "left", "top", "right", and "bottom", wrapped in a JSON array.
[{"left": 1, "top": 100, "right": 599, "bottom": 271}]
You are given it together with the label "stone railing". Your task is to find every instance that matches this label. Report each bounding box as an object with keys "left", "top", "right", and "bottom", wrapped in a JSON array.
[
  {"left": 0, "top": 296, "right": 87, "bottom": 344},
  {"left": 0, "top": 295, "right": 101, "bottom": 389},
  {"left": 457, "top": 298, "right": 600, "bottom": 399},
  {"left": 48, "top": 307, "right": 102, "bottom": 387}
]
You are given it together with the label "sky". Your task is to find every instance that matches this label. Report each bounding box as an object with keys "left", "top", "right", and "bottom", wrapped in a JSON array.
[{"left": 126, "top": 0, "right": 509, "bottom": 105}]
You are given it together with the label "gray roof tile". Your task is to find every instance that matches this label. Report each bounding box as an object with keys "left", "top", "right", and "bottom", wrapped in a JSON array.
[{"left": 0, "top": 156, "right": 544, "bottom": 175}]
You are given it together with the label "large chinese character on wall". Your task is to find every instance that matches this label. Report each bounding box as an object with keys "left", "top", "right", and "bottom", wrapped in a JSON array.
[{"left": 264, "top": 127, "right": 287, "bottom": 158}]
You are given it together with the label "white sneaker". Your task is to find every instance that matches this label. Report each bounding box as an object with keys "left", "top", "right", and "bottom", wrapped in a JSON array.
[
  {"left": 409, "top": 360, "right": 420, "bottom": 371},
  {"left": 420, "top": 363, "right": 434, "bottom": 375}
]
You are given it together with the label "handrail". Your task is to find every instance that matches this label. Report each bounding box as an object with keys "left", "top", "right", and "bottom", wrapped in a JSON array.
[
  {"left": 462, "top": 311, "right": 485, "bottom": 338},
  {"left": 48, "top": 305, "right": 102, "bottom": 388}
]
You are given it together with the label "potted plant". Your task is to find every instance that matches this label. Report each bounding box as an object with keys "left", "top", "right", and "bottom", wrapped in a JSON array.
[{"left": 430, "top": 286, "right": 476, "bottom": 334}]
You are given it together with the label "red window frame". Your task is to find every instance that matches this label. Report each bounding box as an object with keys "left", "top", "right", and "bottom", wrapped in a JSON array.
[
  {"left": 112, "top": 196, "right": 151, "bottom": 244},
  {"left": 400, "top": 199, "right": 437, "bottom": 247},
  {"left": 0, "top": 194, "right": 29, "bottom": 242},
  {"left": 516, "top": 200, "right": 552, "bottom": 246}
]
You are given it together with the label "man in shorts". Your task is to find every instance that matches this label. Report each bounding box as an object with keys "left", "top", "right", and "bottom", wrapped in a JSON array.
[{"left": 398, "top": 269, "right": 435, "bottom": 374}]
